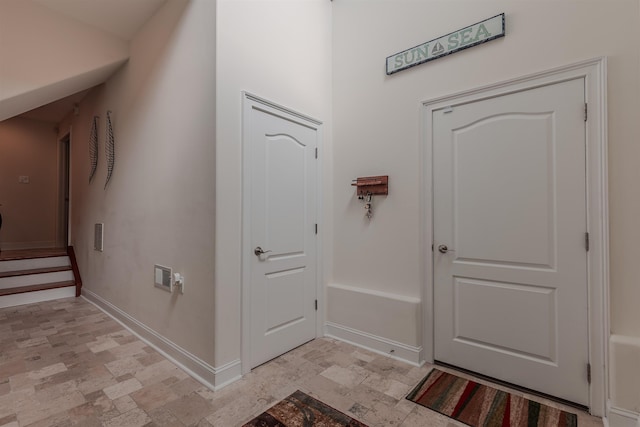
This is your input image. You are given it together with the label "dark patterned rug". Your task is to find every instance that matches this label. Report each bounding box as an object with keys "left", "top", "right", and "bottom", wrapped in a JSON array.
[
  {"left": 243, "top": 390, "right": 368, "bottom": 427},
  {"left": 407, "top": 369, "right": 578, "bottom": 426}
]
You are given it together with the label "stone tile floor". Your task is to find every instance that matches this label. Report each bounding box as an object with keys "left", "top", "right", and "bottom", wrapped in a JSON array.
[{"left": 0, "top": 297, "right": 602, "bottom": 427}]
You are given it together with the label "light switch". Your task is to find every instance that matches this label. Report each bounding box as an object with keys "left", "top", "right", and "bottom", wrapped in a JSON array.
[{"left": 18, "top": 176, "right": 30, "bottom": 184}]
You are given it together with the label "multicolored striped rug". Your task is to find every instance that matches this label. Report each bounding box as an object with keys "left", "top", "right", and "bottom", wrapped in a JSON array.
[
  {"left": 407, "top": 369, "right": 578, "bottom": 426},
  {"left": 243, "top": 390, "right": 368, "bottom": 426}
]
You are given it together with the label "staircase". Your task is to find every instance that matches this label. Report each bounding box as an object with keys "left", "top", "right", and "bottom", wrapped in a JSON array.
[{"left": 0, "top": 246, "right": 82, "bottom": 308}]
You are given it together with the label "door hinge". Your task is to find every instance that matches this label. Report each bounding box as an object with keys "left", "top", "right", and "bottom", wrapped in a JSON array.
[
  {"left": 315, "top": 299, "right": 318, "bottom": 311},
  {"left": 587, "top": 363, "right": 591, "bottom": 384},
  {"left": 584, "top": 103, "right": 588, "bottom": 122},
  {"left": 585, "top": 232, "right": 590, "bottom": 251},
  {"left": 315, "top": 147, "right": 318, "bottom": 159},
  {"left": 315, "top": 223, "right": 318, "bottom": 235}
]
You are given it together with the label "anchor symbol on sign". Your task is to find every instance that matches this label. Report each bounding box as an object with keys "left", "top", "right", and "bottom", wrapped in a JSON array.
[{"left": 432, "top": 41, "right": 445, "bottom": 56}]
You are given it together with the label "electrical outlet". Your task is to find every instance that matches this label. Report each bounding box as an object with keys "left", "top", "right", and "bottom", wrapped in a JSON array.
[
  {"left": 173, "top": 273, "right": 185, "bottom": 294},
  {"left": 18, "top": 176, "right": 30, "bottom": 184}
]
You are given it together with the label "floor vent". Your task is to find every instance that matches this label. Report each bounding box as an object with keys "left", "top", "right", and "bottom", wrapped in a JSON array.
[{"left": 154, "top": 265, "right": 172, "bottom": 292}]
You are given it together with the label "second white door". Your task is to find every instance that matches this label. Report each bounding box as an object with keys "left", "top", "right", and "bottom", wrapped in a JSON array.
[
  {"left": 247, "top": 100, "right": 319, "bottom": 369},
  {"left": 433, "top": 78, "right": 589, "bottom": 406}
]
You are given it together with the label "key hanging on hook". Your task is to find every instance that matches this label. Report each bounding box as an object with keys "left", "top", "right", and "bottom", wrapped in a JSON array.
[
  {"left": 364, "top": 192, "right": 373, "bottom": 219},
  {"left": 351, "top": 176, "right": 388, "bottom": 220}
]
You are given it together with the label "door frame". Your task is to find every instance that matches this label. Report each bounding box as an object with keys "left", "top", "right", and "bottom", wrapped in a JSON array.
[
  {"left": 240, "top": 92, "right": 324, "bottom": 374},
  {"left": 420, "top": 57, "right": 608, "bottom": 416},
  {"left": 55, "top": 131, "right": 72, "bottom": 248}
]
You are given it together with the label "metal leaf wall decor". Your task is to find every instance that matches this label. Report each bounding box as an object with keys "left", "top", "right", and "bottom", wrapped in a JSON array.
[
  {"left": 105, "top": 110, "right": 115, "bottom": 189},
  {"left": 89, "top": 116, "right": 99, "bottom": 182}
]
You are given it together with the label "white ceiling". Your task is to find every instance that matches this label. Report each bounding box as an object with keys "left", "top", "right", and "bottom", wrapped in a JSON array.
[{"left": 33, "top": 0, "right": 167, "bottom": 41}]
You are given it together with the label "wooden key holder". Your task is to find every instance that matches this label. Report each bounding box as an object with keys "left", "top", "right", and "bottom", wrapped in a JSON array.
[{"left": 351, "top": 175, "right": 389, "bottom": 197}]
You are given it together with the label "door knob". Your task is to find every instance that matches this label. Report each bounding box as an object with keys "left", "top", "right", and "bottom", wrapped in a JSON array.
[
  {"left": 254, "top": 246, "right": 272, "bottom": 256},
  {"left": 438, "top": 244, "right": 455, "bottom": 254}
]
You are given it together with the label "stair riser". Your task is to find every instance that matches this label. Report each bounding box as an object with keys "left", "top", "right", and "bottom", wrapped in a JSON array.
[
  {"left": 0, "top": 256, "right": 70, "bottom": 273},
  {"left": 0, "top": 286, "right": 76, "bottom": 309},
  {"left": 0, "top": 271, "right": 74, "bottom": 289}
]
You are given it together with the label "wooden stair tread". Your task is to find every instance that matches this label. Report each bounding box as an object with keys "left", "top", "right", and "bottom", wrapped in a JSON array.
[
  {"left": 0, "top": 265, "right": 71, "bottom": 279},
  {"left": 0, "top": 246, "right": 82, "bottom": 302},
  {"left": 0, "top": 281, "right": 76, "bottom": 297},
  {"left": 0, "top": 248, "right": 68, "bottom": 261}
]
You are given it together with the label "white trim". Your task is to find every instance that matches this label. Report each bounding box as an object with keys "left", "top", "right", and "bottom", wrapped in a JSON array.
[
  {"left": 211, "top": 359, "right": 242, "bottom": 390},
  {"left": 420, "top": 57, "right": 609, "bottom": 417},
  {"left": 67, "top": 125, "right": 73, "bottom": 245},
  {"left": 0, "top": 270, "right": 74, "bottom": 289},
  {"left": 243, "top": 93, "right": 322, "bottom": 126},
  {"left": 240, "top": 92, "right": 324, "bottom": 375},
  {"left": 315, "top": 123, "right": 325, "bottom": 341},
  {"left": 607, "top": 403, "right": 640, "bottom": 427},
  {"left": 0, "top": 256, "right": 70, "bottom": 273},
  {"left": 0, "top": 286, "right": 75, "bottom": 309},
  {"left": 82, "top": 290, "right": 240, "bottom": 391},
  {"left": 325, "top": 321, "right": 423, "bottom": 366},
  {"left": 55, "top": 132, "right": 70, "bottom": 248},
  {"left": 330, "top": 282, "right": 421, "bottom": 304}
]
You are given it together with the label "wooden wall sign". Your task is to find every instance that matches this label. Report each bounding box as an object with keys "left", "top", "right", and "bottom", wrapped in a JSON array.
[{"left": 386, "top": 13, "right": 505, "bottom": 75}]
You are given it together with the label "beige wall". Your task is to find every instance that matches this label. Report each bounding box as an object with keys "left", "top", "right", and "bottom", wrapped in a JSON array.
[
  {"left": 0, "top": 117, "right": 58, "bottom": 249},
  {"left": 60, "top": 0, "right": 217, "bottom": 365},
  {"left": 11, "top": 0, "right": 636, "bottom": 415},
  {"left": 54, "top": 0, "right": 332, "bottom": 382},
  {"left": 215, "top": 0, "right": 333, "bottom": 367},
  {"left": 332, "top": 0, "right": 640, "bottom": 414}
]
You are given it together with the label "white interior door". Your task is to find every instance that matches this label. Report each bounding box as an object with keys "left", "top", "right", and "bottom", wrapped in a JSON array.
[
  {"left": 247, "top": 103, "right": 318, "bottom": 369},
  {"left": 433, "top": 78, "right": 589, "bottom": 405}
]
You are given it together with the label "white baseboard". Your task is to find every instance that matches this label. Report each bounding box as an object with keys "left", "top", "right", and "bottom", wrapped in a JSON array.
[
  {"left": 325, "top": 321, "right": 423, "bottom": 366},
  {"left": 0, "top": 286, "right": 75, "bottom": 309},
  {"left": 607, "top": 404, "right": 640, "bottom": 427},
  {"left": 82, "top": 289, "right": 241, "bottom": 391}
]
